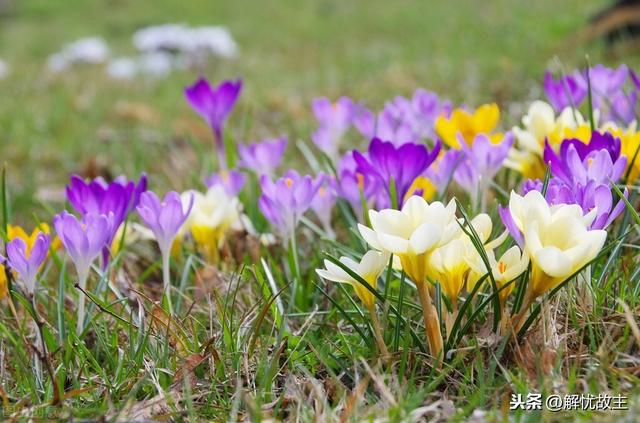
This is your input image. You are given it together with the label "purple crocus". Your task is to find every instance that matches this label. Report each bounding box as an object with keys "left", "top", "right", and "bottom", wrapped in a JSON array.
[
  {"left": 237, "top": 136, "right": 287, "bottom": 176},
  {"left": 543, "top": 132, "right": 625, "bottom": 185},
  {"left": 54, "top": 212, "right": 114, "bottom": 283},
  {"left": 66, "top": 173, "right": 147, "bottom": 266},
  {"left": 353, "top": 90, "right": 450, "bottom": 144},
  {"left": 453, "top": 133, "right": 513, "bottom": 209},
  {"left": 610, "top": 90, "right": 637, "bottom": 124},
  {"left": 578, "top": 64, "right": 628, "bottom": 108},
  {"left": 522, "top": 178, "right": 627, "bottom": 230},
  {"left": 353, "top": 138, "right": 441, "bottom": 208},
  {"left": 5, "top": 233, "right": 51, "bottom": 295},
  {"left": 425, "top": 149, "right": 461, "bottom": 196},
  {"left": 543, "top": 71, "right": 587, "bottom": 112},
  {"left": 335, "top": 152, "right": 380, "bottom": 220},
  {"left": 204, "top": 169, "right": 247, "bottom": 196},
  {"left": 137, "top": 191, "right": 193, "bottom": 258},
  {"left": 258, "top": 170, "right": 321, "bottom": 240},
  {"left": 311, "top": 97, "right": 355, "bottom": 158},
  {"left": 54, "top": 211, "right": 114, "bottom": 334},
  {"left": 310, "top": 173, "right": 337, "bottom": 238},
  {"left": 185, "top": 77, "right": 242, "bottom": 168}
]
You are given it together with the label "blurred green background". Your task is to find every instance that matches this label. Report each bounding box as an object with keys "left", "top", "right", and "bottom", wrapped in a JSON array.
[{"left": 0, "top": 0, "right": 629, "bottom": 218}]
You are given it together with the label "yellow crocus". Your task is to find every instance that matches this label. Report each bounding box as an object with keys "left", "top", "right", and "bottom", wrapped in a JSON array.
[
  {"left": 435, "top": 103, "right": 501, "bottom": 149},
  {"left": 404, "top": 176, "right": 437, "bottom": 202}
]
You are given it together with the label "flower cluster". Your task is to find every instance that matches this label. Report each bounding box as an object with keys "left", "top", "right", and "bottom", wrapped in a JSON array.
[{"left": 4, "top": 65, "right": 638, "bottom": 369}]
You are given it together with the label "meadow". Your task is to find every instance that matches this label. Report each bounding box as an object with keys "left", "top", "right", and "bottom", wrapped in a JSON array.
[{"left": 1, "top": 0, "right": 640, "bottom": 421}]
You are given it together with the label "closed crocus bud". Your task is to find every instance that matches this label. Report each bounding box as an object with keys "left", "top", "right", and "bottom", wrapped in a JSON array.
[{"left": 5, "top": 233, "right": 51, "bottom": 295}]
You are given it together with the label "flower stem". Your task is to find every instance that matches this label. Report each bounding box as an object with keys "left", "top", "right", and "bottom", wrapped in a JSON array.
[
  {"left": 416, "top": 281, "right": 443, "bottom": 362},
  {"left": 367, "top": 303, "right": 389, "bottom": 362},
  {"left": 76, "top": 268, "right": 89, "bottom": 336},
  {"left": 162, "top": 250, "right": 173, "bottom": 315}
]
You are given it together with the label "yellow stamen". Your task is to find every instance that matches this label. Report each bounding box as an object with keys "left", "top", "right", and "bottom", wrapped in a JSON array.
[
  {"left": 285, "top": 178, "right": 294, "bottom": 188},
  {"left": 498, "top": 261, "right": 507, "bottom": 274}
]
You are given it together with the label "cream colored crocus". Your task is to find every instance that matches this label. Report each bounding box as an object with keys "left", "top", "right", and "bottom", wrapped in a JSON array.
[
  {"left": 181, "top": 186, "right": 243, "bottom": 261},
  {"left": 358, "top": 195, "right": 459, "bottom": 358},
  {"left": 507, "top": 190, "right": 607, "bottom": 328},
  {"left": 316, "top": 250, "right": 390, "bottom": 359}
]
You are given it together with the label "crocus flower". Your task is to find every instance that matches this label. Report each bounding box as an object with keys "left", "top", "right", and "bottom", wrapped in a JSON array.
[
  {"left": 316, "top": 250, "right": 390, "bottom": 358},
  {"left": 522, "top": 178, "right": 627, "bottom": 230},
  {"left": 353, "top": 90, "right": 450, "bottom": 143},
  {"left": 543, "top": 71, "right": 587, "bottom": 111},
  {"left": 577, "top": 64, "right": 628, "bottom": 109},
  {"left": 335, "top": 152, "right": 380, "bottom": 220},
  {"left": 610, "top": 90, "right": 637, "bottom": 125},
  {"left": 5, "top": 233, "right": 50, "bottom": 295},
  {"left": 543, "top": 131, "right": 624, "bottom": 185},
  {"left": 316, "top": 250, "right": 389, "bottom": 310},
  {"left": 353, "top": 138, "right": 440, "bottom": 208},
  {"left": 138, "top": 191, "right": 193, "bottom": 308},
  {"left": 66, "top": 173, "right": 147, "bottom": 265},
  {"left": 434, "top": 103, "right": 501, "bottom": 149},
  {"left": 311, "top": 97, "right": 355, "bottom": 158},
  {"left": 310, "top": 173, "right": 337, "bottom": 238},
  {"left": 504, "top": 190, "right": 606, "bottom": 304},
  {"left": 424, "top": 149, "right": 462, "bottom": 196},
  {"left": 258, "top": 170, "right": 321, "bottom": 240},
  {"left": 358, "top": 196, "right": 460, "bottom": 357},
  {"left": 453, "top": 133, "right": 513, "bottom": 210},
  {"left": 237, "top": 136, "right": 287, "bottom": 176},
  {"left": 54, "top": 211, "right": 114, "bottom": 334},
  {"left": 184, "top": 77, "right": 242, "bottom": 168},
  {"left": 137, "top": 191, "right": 193, "bottom": 260},
  {"left": 204, "top": 169, "right": 247, "bottom": 196},
  {"left": 181, "top": 186, "right": 242, "bottom": 261}
]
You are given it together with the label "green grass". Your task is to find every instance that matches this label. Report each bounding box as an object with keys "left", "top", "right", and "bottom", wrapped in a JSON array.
[{"left": 1, "top": 0, "right": 640, "bottom": 420}]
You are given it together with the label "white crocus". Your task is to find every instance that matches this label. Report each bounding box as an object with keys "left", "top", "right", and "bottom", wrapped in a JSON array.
[
  {"left": 316, "top": 250, "right": 390, "bottom": 359},
  {"left": 181, "top": 186, "right": 243, "bottom": 260},
  {"left": 507, "top": 190, "right": 607, "bottom": 299},
  {"left": 358, "top": 195, "right": 459, "bottom": 358}
]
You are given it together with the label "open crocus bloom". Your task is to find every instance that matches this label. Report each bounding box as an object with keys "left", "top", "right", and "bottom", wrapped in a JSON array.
[
  {"left": 358, "top": 196, "right": 459, "bottom": 284},
  {"left": 506, "top": 190, "right": 607, "bottom": 298},
  {"left": 435, "top": 103, "right": 501, "bottom": 149},
  {"left": 316, "top": 250, "right": 389, "bottom": 309}
]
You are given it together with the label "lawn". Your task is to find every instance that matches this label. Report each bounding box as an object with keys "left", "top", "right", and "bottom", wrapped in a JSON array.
[{"left": 1, "top": 0, "right": 639, "bottom": 421}]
